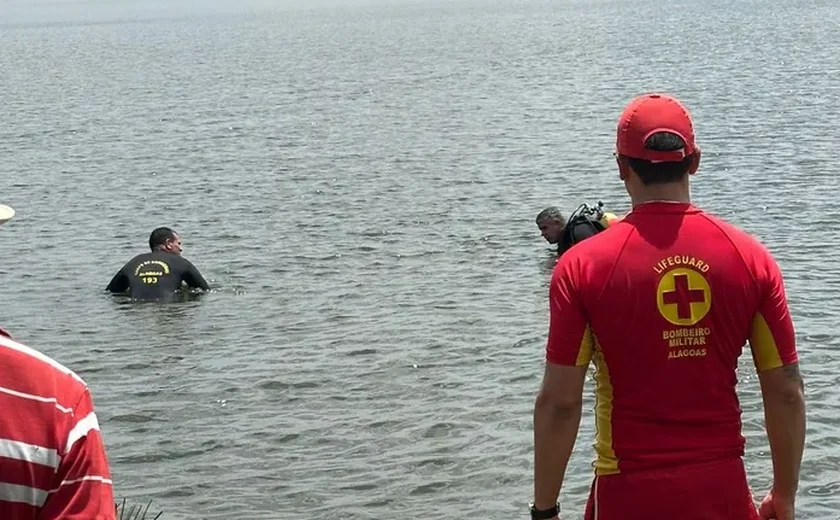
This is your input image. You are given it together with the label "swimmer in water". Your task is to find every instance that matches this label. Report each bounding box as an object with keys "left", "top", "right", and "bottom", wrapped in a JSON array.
[{"left": 106, "top": 227, "right": 210, "bottom": 300}]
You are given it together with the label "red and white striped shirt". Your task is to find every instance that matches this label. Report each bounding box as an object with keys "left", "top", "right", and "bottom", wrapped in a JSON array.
[{"left": 0, "top": 327, "right": 116, "bottom": 519}]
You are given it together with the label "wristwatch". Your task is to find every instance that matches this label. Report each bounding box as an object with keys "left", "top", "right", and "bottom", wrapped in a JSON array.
[{"left": 528, "top": 502, "right": 559, "bottom": 519}]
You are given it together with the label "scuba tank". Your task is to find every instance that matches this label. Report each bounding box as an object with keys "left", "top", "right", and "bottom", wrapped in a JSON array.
[{"left": 558, "top": 201, "right": 618, "bottom": 253}]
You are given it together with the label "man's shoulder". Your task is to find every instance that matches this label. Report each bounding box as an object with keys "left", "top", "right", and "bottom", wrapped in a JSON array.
[
  {"left": 555, "top": 226, "right": 628, "bottom": 280},
  {"left": 573, "top": 219, "right": 630, "bottom": 253},
  {"left": 121, "top": 251, "right": 155, "bottom": 267},
  {"left": 0, "top": 333, "right": 90, "bottom": 399},
  {"left": 147, "top": 251, "right": 191, "bottom": 263},
  {"left": 138, "top": 252, "right": 194, "bottom": 272},
  {"left": 694, "top": 210, "right": 774, "bottom": 256},
  {"left": 683, "top": 210, "right": 784, "bottom": 285},
  {"left": 164, "top": 254, "right": 200, "bottom": 272}
]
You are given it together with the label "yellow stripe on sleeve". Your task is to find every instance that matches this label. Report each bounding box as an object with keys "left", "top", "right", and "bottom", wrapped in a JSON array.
[
  {"left": 749, "top": 312, "right": 784, "bottom": 372},
  {"left": 591, "top": 335, "right": 618, "bottom": 475},
  {"left": 575, "top": 325, "right": 594, "bottom": 366}
]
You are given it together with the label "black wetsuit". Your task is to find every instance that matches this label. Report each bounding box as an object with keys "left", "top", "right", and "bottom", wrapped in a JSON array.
[{"left": 106, "top": 251, "right": 209, "bottom": 300}]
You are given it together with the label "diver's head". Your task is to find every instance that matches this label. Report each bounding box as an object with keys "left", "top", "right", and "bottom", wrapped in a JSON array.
[
  {"left": 149, "top": 227, "right": 182, "bottom": 255},
  {"left": 614, "top": 94, "right": 701, "bottom": 205},
  {"left": 536, "top": 207, "right": 565, "bottom": 244}
]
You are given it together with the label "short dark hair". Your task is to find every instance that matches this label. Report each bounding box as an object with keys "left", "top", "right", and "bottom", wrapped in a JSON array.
[
  {"left": 536, "top": 207, "right": 565, "bottom": 227},
  {"left": 149, "top": 227, "right": 178, "bottom": 251},
  {"left": 623, "top": 132, "right": 695, "bottom": 186}
]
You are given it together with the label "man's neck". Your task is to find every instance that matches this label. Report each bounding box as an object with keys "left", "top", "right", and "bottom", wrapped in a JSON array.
[{"left": 630, "top": 184, "right": 691, "bottom": 207}]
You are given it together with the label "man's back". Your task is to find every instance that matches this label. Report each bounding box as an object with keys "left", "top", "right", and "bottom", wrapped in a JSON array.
[
  {"left": 106, "top": 251, "right": 208, "bottom": 300},
  {"left": 549, "top": 201, "right": 797, "bottom": 474},
  {"left": 533, "top": 93, "right": 803, "bottom": 520},
  {"left": 0, "top": 329, "right": 115, "bottom": 519}
]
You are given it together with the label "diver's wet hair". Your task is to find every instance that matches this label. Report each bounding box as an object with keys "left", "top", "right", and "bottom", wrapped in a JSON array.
[
  {"left": 536, "top": 206, "right": 565, "bottom": 226},
  {"left": 149, "top": 227, "right": 178, "bottom": 251}
]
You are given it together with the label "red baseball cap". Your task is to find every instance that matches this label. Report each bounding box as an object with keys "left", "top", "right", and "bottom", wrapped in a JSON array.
[{"left": 616, "top": 93, "right": 696, "bottom": 163}]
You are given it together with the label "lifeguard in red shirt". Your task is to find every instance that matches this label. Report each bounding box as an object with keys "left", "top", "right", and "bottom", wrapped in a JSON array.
[{"left": 530, "top": 94, "right": 805, "bottom": 520}]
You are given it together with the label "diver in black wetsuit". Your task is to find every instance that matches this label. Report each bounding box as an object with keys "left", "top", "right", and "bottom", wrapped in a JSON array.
[
  {"left": 536, "top": 202, "right": 620, "bottom": 256},
  {"left": 106, "top": 227, "right": 210, "bottom": 300}
]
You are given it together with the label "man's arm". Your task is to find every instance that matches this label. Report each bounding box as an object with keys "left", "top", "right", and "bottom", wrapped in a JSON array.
[
  {"left": 533, "top": 256, "right": 593, "bottom": 513},
  {"left": 182, "top": 259, "right": 210, "bottom": 291},
  {"left": 105, "top": 267, "right": 128, "bottom": 293},
  {"left": 749, "top": 253, "right": 805, "bottom": 504},
  {"left": 534, "top": 363, "right": 588, "bottom": 511},
  {"left": 40, "top": 388, "right": 116, "bottom": 520},
  {"left": 757, "top": 363, "right": 805, "bottom": 501}
]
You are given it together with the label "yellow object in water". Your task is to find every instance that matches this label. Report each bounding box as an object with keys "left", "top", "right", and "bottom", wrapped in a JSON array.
[{"left": 599, "top": 211, "right": 619, "bottom": 228}]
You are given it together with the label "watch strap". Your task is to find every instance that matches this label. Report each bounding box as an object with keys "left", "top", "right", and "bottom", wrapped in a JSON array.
[{"left": 529, "top": 503, "right": 559, "bottom": 520}]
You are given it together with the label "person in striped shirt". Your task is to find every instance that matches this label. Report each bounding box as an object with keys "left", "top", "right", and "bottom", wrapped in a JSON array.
[{"left": 1, "top": 204, "right": 116, "bottom": 519}]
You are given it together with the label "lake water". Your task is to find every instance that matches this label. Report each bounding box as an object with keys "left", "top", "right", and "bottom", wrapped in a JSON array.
[{"left": 1, "top": 0, "right": 839, "bottom": 518}]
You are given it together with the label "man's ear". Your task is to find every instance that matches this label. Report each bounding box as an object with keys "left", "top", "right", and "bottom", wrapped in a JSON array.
[
  {"left": 688, "top": 146, "right": 702, "bottom": 175},
  {"left": 616, "top": 154, "right": 629, "bottom": 181}
]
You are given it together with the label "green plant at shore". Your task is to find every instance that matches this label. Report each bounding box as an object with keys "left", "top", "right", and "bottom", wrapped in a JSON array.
[{"left": 116, "top": 498, "right": 163, "bottom": 520}]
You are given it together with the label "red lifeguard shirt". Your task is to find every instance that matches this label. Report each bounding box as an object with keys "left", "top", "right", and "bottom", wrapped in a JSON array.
[{"left": 546, "top": 201, "right": 798, "bottom": 476}]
